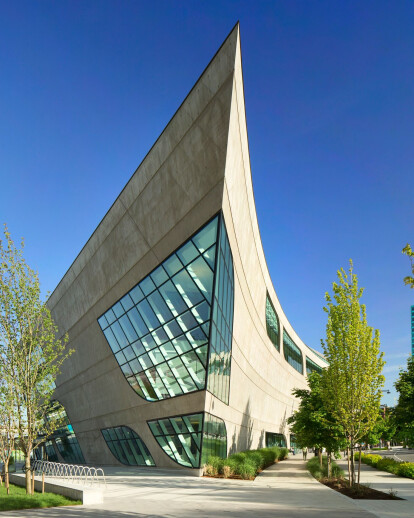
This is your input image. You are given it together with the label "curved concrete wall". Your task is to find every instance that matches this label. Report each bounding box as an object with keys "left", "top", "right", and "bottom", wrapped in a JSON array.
[{"left": 47, "top": 24, "right": 325, "bottom": 470}]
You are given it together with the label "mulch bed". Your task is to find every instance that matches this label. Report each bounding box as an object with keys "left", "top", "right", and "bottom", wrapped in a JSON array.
[{"left": 322, "top": 478, "right": 404, "bottom": 500}]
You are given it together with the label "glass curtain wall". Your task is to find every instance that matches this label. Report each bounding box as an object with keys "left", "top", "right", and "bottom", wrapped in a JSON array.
[
  {"left": 41, "top": 401, "right": 85, "bottom": 464},
  {"left": 283, "top": 330, "right": 303, "bottom": 374},
  {"left": 98, "top": 216, "right": 219, "bottom": 401},
  {"left": 265, "top": 432, "right": 287, "bottom": 448},
  {"left": 55, "top": 434, "right": 85, "bottom": 464},
  {"left": 101, "top": 426, "right": 155, "bottom": 466},
  {"left": 265, "top": 293, "right": 280, "bottom": 351},
  {"left": 148, "top": 412, "right": 227, "bottom": 468},
  {"left": 148, "top": 413, "right": 203, "bottom": 468},
  {"left": 306, "top": 357, "right": 322, "bottom": 375},
  {"left": 200, "top": 413, "right": 227, "bottom": 465},
  {"left": 207, "top": 218, "right": 234, "bottom": 404}
]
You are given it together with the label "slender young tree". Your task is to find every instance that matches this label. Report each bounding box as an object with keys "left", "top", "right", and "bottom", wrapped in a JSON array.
[
  {"left": 288, "top": 372, "right": 347, "bottom": 476},
  {"left": 320, "top": 261, "right": 384, "bottom": 486},
  {"left": 402, "top": 244, "right": 414, "bottom": 288},
  {"left": 0, "top": 226, "right": 71, "bottom": 494}
]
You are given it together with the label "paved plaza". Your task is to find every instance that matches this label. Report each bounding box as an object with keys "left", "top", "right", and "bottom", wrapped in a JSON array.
[{"left": 5, "top": 456, "right": 413, "bottom": 518}]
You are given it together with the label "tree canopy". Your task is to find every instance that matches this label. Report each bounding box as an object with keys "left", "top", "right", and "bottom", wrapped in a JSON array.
[{"left": 320, "top": 260, "right": 384, "bottom": 485}]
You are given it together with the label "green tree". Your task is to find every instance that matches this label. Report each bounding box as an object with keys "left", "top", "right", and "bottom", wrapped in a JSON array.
[
  {"left": 394, "top": 356, "right": 414, "bottom": 447},
  {"left": 320, "top": 261, "right": 385, "bottom": 486},
  {"left": 402, "top": 244, "right": 414, "bottom": 288},
  {"left": 0, "top": 226, "right": 71, "bottom": 494},
  {"left": 288, "top": 372, "right": 347, "bottom": 477}
]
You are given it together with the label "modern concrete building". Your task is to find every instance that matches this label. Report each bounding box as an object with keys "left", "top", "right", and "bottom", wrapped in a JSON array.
[{"left": 46, "top": 24, "right": 327, "bottom": 473}]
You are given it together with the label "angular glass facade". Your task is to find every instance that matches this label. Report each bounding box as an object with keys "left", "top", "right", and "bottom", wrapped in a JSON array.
[
  {"left": 45, "top": 440, "right": 59, "bottom": 462},
  {"left": 306, "top": 356, "right": 322, "bottom": 375},
  {"left": 207, "top": 218, "right": 234, "bottom": 404},
  {"left": 200, "top": 413, "right": 227, "bottom": 465},
  {"left": 265, "top": 293, "right": 280, "bottom": 352},
  {"left": 98, "top": 213, "right": 235, "bottom": 405},
  {"left": 101, "top": 426, "right": 155, "bottom": 466},
  {"left": 148, "top": 412, "right": 227, "bottom": 468},
  {"left": 39, "top": 401, "right": 85, "bottom": 464},
  {"left": 265, "top": 432, "right": 287, "bottom": 448},
  {"left": 283, "top": 330, "right": 303, "bottom": 374},
  {"left": 148, "top": 413, "right": 203, "bottom": 468},
  {"left": 98, "top": 217, "right": 219, "bottom": 401},
  {"left": 55, "top": 434, "right": 85, "bottom": 464}
]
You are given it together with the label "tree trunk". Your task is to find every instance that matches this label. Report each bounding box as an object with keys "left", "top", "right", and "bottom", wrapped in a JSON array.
[
  {"left": 5, "top": 459, "right": 9, "bottom": 493},
  {"left": 349, "top": 441, "right": 355, "bottom": 487},
  {"left": 318, "top": 448, "right": 323, "bottom": 468},
  {"left": 327, "top": 451, "right": 331, "bottom": 478},
  {"left": 25, "top": 455, "right": 31, "bottom": 494},
  {"left": 358, "top": 445, "right": 362, "bottom": 485},
  {"left": 347, "top": 447, "right": 351, "bottom": 485}
]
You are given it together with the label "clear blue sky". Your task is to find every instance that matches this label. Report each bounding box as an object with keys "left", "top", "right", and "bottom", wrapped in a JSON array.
[{"left": 1, "top": 1, "right": 413, "bottom": 405}]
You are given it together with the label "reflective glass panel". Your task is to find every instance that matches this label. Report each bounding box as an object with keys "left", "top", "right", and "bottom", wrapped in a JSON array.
[
  {"left": 101, "top": 425, "right": 155, "bottom": 466},
  {"left": 283, "top": 330, "right": 304, "bottom": 374},
  {"left": 265, "top": 294, "right": 280, "bottom": 352},
  {"left": 306, "top": 357, "right": 323, "bottom": 375},
  {"left": 98, "top": 216, "right": 219, "bottom": 401},
  {"left": 207, "top": 218, "right": 234, "bottom": 404},
  {"left": 149, "top": 412, "right": 226, "bottom": 468},
  {"left": 44, "top": 401, "right": 85, "bottom": 464},
  {"left": 265, "top": 432, "right": 287, "bottom": 448}
]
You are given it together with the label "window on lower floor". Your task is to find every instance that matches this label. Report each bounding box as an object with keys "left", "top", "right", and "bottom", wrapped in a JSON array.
[
  {"left": 101, "top": 426, "right": 155, "bottom": 466},
  {"left": 265, "top": 432, "right": 286, "bottom": 448},
  {"left": 148, "top": 412, "right": 227, "bottom": 468}
]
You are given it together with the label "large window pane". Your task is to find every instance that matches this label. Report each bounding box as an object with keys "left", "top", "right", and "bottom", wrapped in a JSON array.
[
  {"left": 98, "top": 216, "right": 220, "bottom": 402},
  {"left": 101, "top": 426, "right": 155, "bottom": 466}
]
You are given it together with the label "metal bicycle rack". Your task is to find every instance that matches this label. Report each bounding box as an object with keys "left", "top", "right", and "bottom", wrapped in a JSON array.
[{"left": 32, "top": 460, "right": 106, "bottom": 487}]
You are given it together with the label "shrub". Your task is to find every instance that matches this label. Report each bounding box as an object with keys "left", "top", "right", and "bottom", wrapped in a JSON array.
[
  {"left": 279, "top": 447, "right": 289, "bottom": 460},
  {"left": 243, "top": 451, "right": 264, "bottom": 470},
  {"left": 222, "top": 457, "right": 239, "bottom": 474},
  {"left": 397, "top": 462, "right": 414, "bottom": 479},
  {"left": 362, "top": 454, "right": 382, "bottom": 466},
  {"left": 237, "top": 460, "right": 257, "bottom": 480},
  {"left": 204, "top": 464, "right": 217, "bottom": 476},
  {"left": 203, "top": 446, "right": 288, "bottom": 479},
  {"left": 206, "top": 456, "right": 224, "bottom": 474},
  {"left": 307, "top": 455, "right": 344, "bottom": 480},
  {"left": 376, "top": 458, "right": 399, "bottom": 474},
  {"left": 230, "top": 452, "right": 247, "bottom": 464},
  {"left": 222, "top": 465, "right": 232, "bottom": 478},
  {"left": 257, "top": 448, "right": 277, "bottom": 466}
]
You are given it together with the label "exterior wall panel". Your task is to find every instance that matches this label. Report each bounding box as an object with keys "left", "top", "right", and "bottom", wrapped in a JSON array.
[{"left": 47, "top": 25, "right": 326, "bottom": 471}]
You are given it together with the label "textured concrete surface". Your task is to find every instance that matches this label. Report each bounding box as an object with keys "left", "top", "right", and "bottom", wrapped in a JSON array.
[
  {"left": 7, "top": 458, "right": 377, "bottom": 517},
  {"left": 45, "top": 23, "right": 327, "bottom": 470}
]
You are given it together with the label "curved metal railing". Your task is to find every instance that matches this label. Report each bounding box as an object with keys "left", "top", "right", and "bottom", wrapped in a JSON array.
[{"left": 32, "top": 460, "right": 106, "bottom": 487}]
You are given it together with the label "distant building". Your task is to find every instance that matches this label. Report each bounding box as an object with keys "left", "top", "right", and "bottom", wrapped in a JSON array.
[{"left": 45, "top": 24, "right": 327, "bottom": 472}]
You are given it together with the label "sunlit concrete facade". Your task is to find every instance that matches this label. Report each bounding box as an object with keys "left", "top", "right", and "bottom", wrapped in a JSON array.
[{"left": 47, "top": 24, "right": 326, "bottom": 473}]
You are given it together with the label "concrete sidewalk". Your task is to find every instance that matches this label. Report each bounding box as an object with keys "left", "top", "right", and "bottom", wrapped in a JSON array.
[
  {"left": 337, "top": 458, "right": 414, "bottom": 518},
  {"left": 7, "top": 457, "right": 374, "bottom": 518}
]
